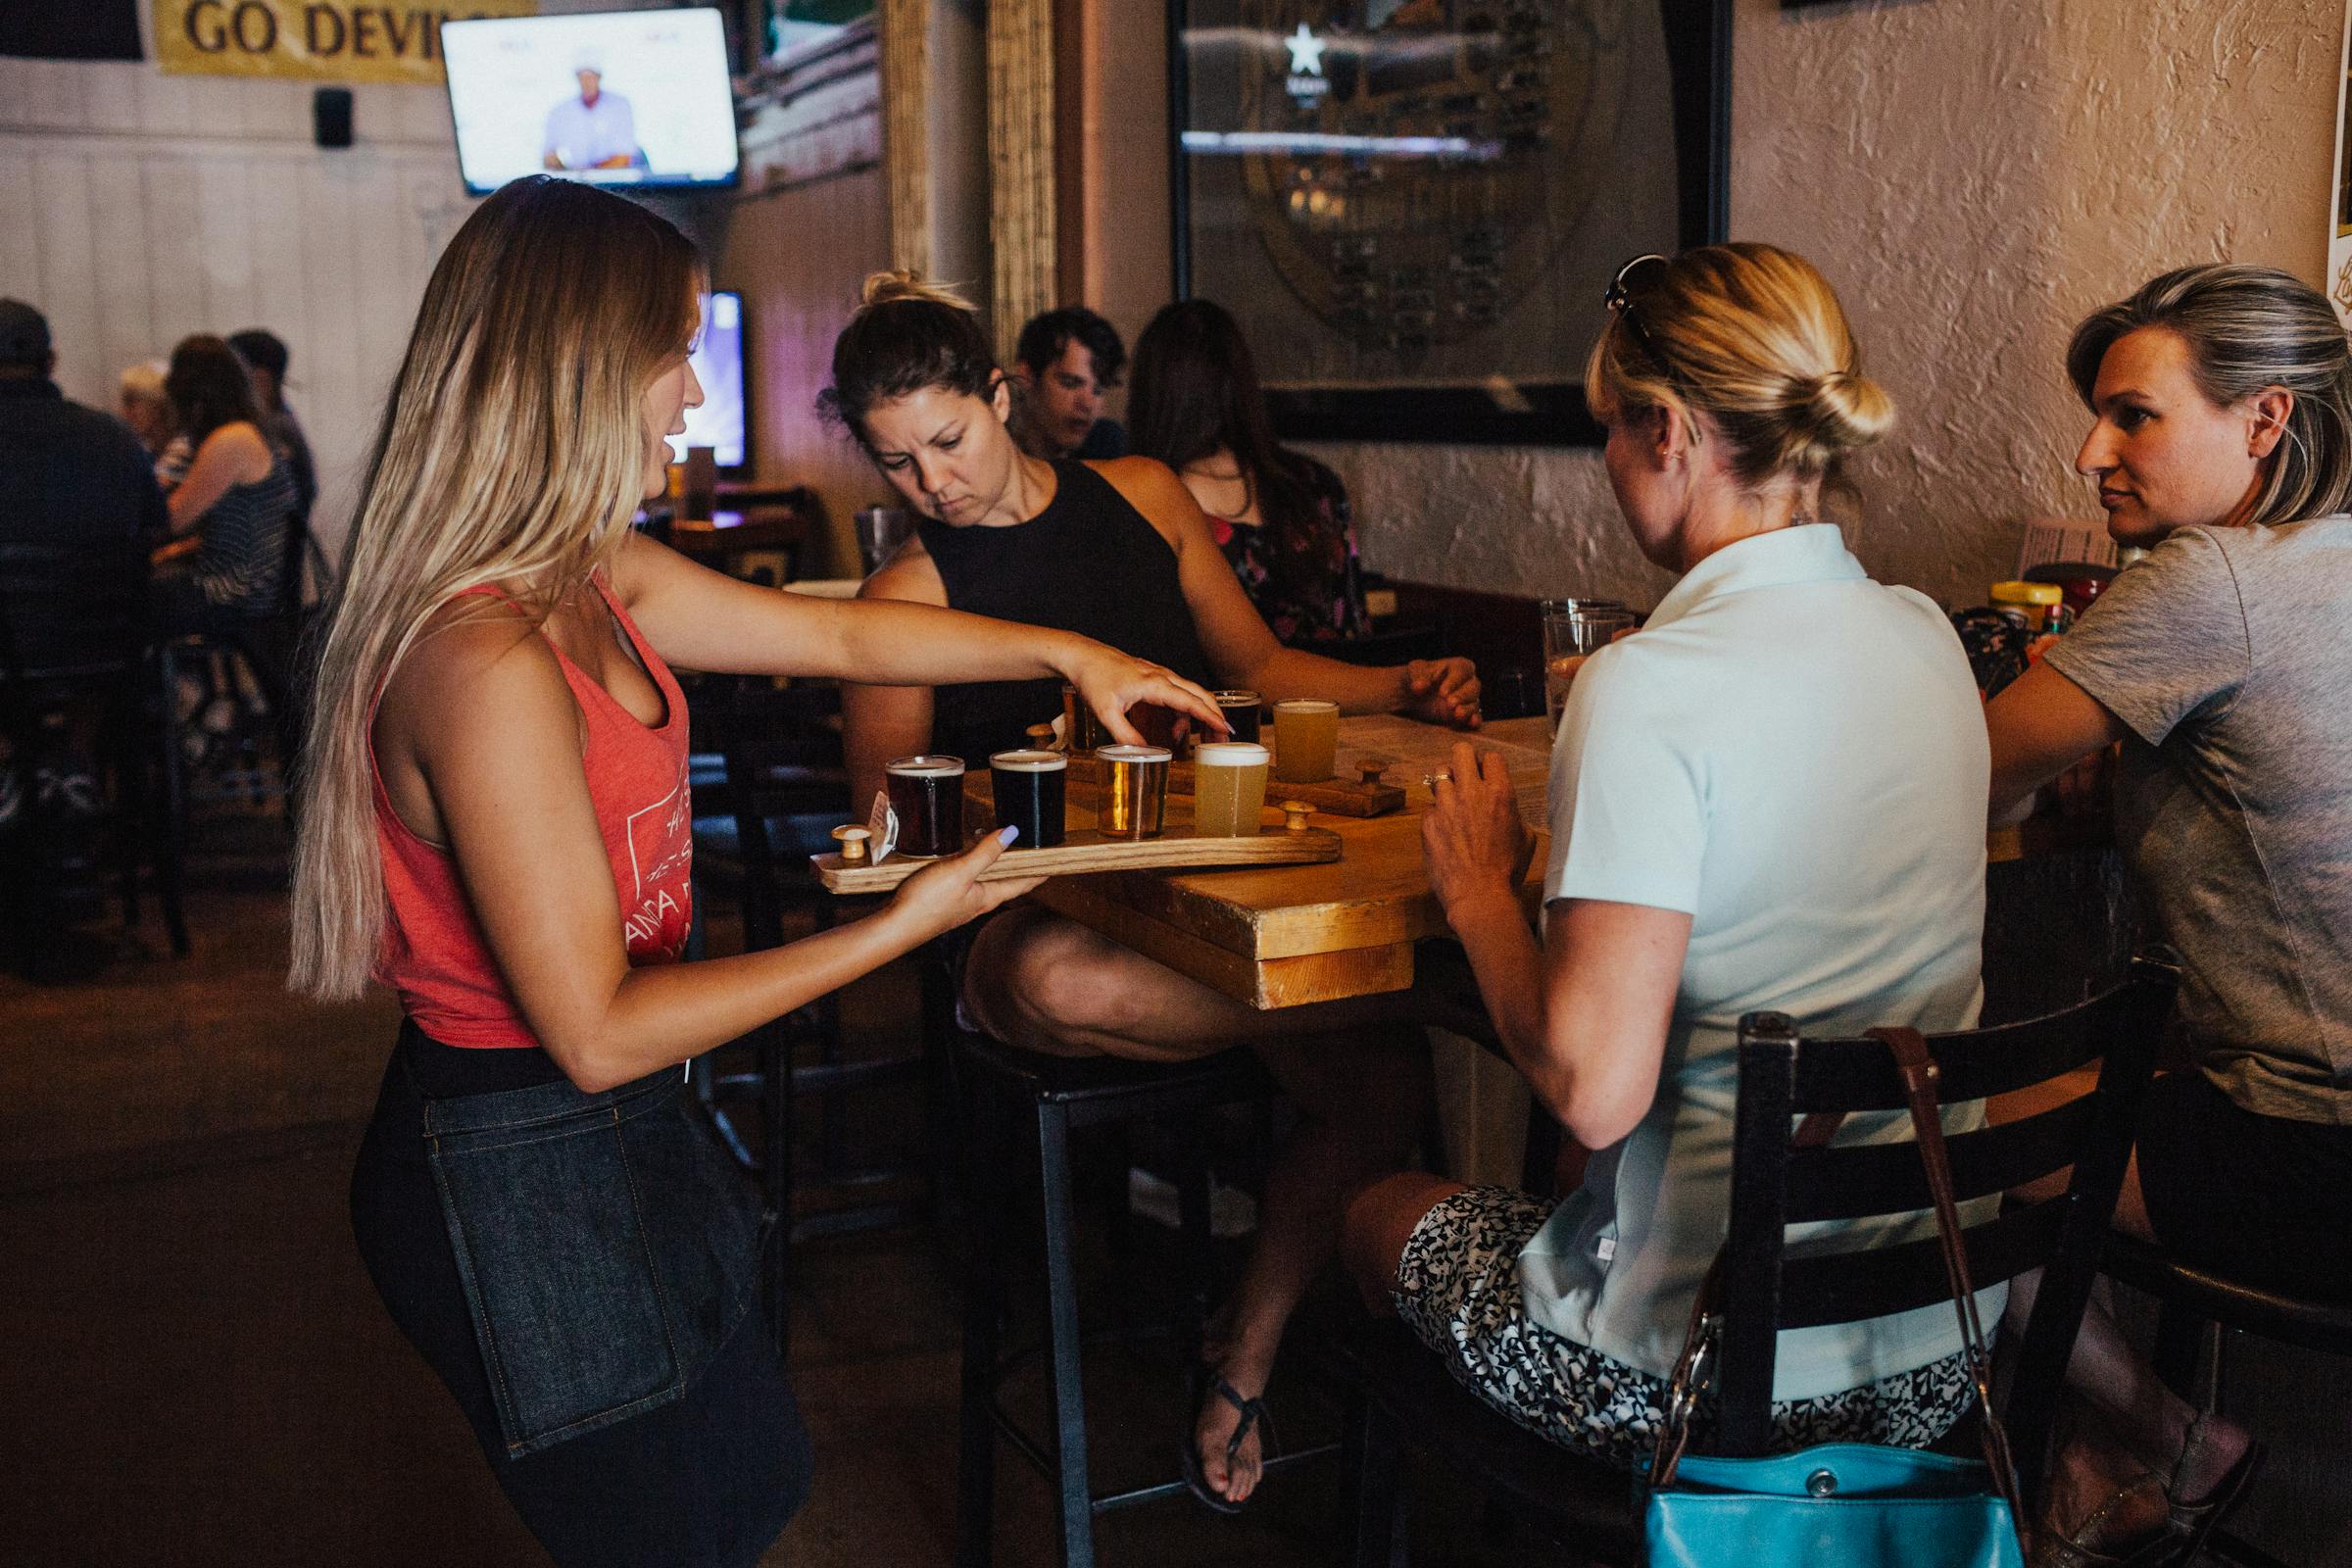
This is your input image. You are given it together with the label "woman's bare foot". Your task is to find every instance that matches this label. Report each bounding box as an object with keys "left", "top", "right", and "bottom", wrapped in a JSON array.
[{"left": 1192, "top": 1339, "right": 1278, "bottom": 1506}]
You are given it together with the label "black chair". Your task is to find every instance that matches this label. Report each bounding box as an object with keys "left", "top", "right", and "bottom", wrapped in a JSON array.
[
  {"left": 686, "top": 678, "right": 934, "bottom": 1360},
  {"left": 1339, "top": 956, "right": 2178, "bottom": 1565},
  {"left": 0, "top": 540, "right": 187, "bottom": 959},
  {"left": 2097, "top": 1233, "right": 2352, "bottom": 1568},
  {"left": 946, "top": 966, "right": 1314, "bottom": 1568}
]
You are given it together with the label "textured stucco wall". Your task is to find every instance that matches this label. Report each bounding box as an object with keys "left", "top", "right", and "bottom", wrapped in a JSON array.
[{"left": 1300, "top": 0, "right": 2340, "bottom": 610}]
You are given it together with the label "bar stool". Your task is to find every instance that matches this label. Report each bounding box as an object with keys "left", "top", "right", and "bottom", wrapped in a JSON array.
[
  {"left": 688, "top": 677, "right": 937, "bottom": 1360},
  {"left": 942, "top": 959, "right": 1292, "bottom": 1568},
  {"left": 2097, "top": 1234, "right": 2352, "bottom": 1568}
]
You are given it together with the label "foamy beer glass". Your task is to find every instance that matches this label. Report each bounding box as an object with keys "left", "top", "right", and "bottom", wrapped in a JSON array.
[
  {"left": 884, "top": 755, "right": 965, "bottom": 857},
  {"left": 1271, "top": 699, "right": 1339, "bottom": 783},
  {"left": 1211, "top": 690, "right": 1262, "bottom": 745},
  {"left": 989, "top": 749, "right": 1067, "bottom": 848},
  {"left": 1192, "top": 742, "right": 1270, "bottom": 836},
  {"left": 1097, "top": 744, "right": 1172, "bottom": 839}
]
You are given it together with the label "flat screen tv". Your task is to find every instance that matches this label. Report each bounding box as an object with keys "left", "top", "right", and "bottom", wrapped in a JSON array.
[
  {"left": 670, "top": 290, "right": 748, "bottom": 472},
  {"left": 442, "top": 7, "right": 739, "bottom": 196}
]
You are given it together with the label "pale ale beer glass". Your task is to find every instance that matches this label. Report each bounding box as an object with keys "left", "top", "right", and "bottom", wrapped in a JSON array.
[
  {"left": 1211, "top": 690, "right": 1262, "bottom": 744},
  {"left": 1192, "top": 742, "right": 1270, "bottom": 836},
  {"left": 884, "top": 755, "right": 965, "bottom": 857},
  {"left": 1097, "top": 744, "right": 1172, "bottom": 840},
  {"left": 1271, "top": 699, "right": 1339, "bottom": 784},
  {"left": 1542, "top": 599, "right": 1633, "bottom": 727},
  {"left": 989, "top": 749, "right": 1067, "bottom": 848}
]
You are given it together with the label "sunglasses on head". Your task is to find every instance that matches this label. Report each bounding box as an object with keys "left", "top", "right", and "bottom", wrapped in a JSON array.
[{"left": 1603, "top": 253, "right": 1679, "bottom": 382}]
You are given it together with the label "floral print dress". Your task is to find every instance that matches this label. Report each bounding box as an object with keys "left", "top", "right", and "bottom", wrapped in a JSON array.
[{"left": 1207, "top": 452, "right": 1373, "bottom": 644}]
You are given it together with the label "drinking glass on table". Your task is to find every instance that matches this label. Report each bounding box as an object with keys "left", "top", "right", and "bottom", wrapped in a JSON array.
[
  {"left": 1192, "top": 742, "right": 1270, "bottom": 836},
  {"left": 1271, "top": 699, "right": 1340, "bottom": 784},
  {"left": 1542, "top": 600, "right": 1634, "bottom": 727}
]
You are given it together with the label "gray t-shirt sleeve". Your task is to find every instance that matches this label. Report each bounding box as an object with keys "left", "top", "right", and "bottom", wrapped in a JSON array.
[{"left": 2042, "top": 528, "right": 2250, "bottom": 747}]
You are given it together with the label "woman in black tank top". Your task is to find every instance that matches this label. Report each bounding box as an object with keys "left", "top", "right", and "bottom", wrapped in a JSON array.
[
  {"left": 825, "top": 273, "right": 1483, "bottom": 1519},
  {"left": 917, "top": 460, "right": 1210, "bottom": 765}
]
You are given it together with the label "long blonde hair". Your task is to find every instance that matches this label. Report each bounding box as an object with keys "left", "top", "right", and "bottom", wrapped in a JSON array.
[
  {"left": 1585, "top": 243, "right": 1893, "bottom": 488},
  {"left": 290, "top": 176, "right": 703, "bottom": 1000}
]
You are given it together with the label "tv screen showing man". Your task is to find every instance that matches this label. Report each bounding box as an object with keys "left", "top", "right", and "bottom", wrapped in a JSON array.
[
  {"left": 443, "top": 9, "right": 739, "bottom": 195},
  {"left": 543, "top": 56, "right": 641, "bottom": 172}
]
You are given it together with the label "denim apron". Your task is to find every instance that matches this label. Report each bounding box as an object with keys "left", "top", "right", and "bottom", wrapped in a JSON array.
[{"left": 415, "top": 1035, "right": 767, "bottom": 1459}]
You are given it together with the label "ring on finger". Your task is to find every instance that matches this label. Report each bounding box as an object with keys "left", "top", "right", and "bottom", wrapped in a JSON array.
[{"left": 1423, "top": 769, "right": 1452, "bottom": 789}]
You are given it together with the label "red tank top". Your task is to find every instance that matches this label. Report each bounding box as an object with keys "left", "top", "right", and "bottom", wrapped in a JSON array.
[{"left": 370, "top": 576, "right": 694, "bottom": 1049}]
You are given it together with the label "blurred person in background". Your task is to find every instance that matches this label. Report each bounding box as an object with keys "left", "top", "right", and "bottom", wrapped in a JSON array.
[
  {"left": 150, "top": 334, "right": 296, "bottom": 634},
  {"left": 1009, "top": 304, "right": 1129, "bottom": 461},
  {"left": 0, "top": 299, "right": 164, "bottom": 834},
  {"left": 227, "top": 328, "right": 318, "bottom": 526},
  {"left": 1129, "top": 300, "right": 1370, "bottom": 643},
  {"left": 118, "top": 359, "right": 174, "bottom": 458}
]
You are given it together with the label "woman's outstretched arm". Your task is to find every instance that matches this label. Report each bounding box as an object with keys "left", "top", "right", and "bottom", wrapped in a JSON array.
[{"left": 375, "top": 606, "right": 1041, "bottom": 1094}]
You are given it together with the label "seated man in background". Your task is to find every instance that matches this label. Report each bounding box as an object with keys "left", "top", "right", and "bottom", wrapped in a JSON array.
[
  {"left": 227, "top": 328, "right": 318, "bottom": 527},
  {"left": 0, "top": 299, "right": 166, "bottom": 833},
  {"left": 1009, "top": 305, "right": 1130, "bottom": 461}
]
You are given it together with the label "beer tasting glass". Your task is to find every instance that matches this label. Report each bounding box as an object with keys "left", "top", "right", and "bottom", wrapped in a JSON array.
[
  {"left": 1271, "top": 699, "right": 1340, "bottom": 784},
  {"left": 1211, "top": 690, "right": 1262, "bottom": 745},
  {"left": 1542, "top": 599, "right": 1634, "bottom": 727},
  {"left": 884, "top": 755, "right": 965, "bottom": 858},
  {"left": 1192, "top": 742, "right": 1270, "bottom": 837},
  {"left": 1061, "top": 683, "right": 1108, "bottom": 753},
  {"left": 1097, "top": 744, "right": 1172, "bottom": 840},
  {"left": 989, "top": 749, "right": 1067, "bottom": 849}
]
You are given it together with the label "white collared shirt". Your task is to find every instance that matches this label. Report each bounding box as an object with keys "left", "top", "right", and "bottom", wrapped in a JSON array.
[{"left": 1522, "top": 523, "right": 1994, "bottom": 1401}]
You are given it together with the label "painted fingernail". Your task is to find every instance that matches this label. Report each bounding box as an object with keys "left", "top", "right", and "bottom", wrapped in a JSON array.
[{"left": 997, "top": 825, "right": 1020, "bottom": 845}]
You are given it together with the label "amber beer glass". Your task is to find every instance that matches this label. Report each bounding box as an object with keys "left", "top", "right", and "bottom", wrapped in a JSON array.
[
  {"left": 1097, "top": 744, "right": 1172, "bottom": 840},
  {"left": 1192, "top": 742, "right": 1270, "bottom": 836},
  {"left": 884, "top": 755, "right": 965, "bottom": 857},
  {"left": 988, "top": 749, "right": 1067, "bottom": 848},
  {"left": 1271, "top": 699, "right": 1339, "bottom": 783},
  {"left": 1211, "top": 690, "right": 1262, "bottom": 745}
]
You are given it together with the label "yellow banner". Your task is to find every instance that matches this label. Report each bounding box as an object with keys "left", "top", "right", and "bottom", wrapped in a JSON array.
[{"left": 155, "top": 2, "right": 539, "bottom": 85}]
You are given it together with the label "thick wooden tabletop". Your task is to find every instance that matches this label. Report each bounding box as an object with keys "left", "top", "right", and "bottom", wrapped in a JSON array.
[{"left": 1028, "top": 714, "right": 1555, "bottom": 1010}]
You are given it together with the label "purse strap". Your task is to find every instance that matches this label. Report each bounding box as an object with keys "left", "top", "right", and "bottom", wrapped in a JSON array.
[
  {"left": 1649, "top": 1027, "right": 2027, "bottom": 1544},
  {"left": 1868, "top": 1026, "right": 2026, "bottom": 1532}
]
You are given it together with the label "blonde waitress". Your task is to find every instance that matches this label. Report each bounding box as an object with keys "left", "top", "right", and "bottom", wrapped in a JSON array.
[{"left": 292, "top": 177, "right": 1218, "bottom": 1567}]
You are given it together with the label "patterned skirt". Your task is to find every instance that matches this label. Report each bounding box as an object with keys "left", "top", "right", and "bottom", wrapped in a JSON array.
[{"left": 1392, "top": 1186, "right": 1976, "bottom": 1470}]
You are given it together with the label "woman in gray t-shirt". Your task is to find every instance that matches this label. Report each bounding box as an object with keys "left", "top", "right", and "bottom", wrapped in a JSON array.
[{"left": 1988, "top": 264, "right": 2352, "bottom": 1564}]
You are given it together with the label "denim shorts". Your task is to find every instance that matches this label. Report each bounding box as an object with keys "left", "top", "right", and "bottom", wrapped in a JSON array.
[{"left": 351, "top": 1023, "right": 808, "bottom": 1566}]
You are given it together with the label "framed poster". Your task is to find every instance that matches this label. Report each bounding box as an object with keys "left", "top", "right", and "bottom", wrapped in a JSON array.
[
  {"left": 2331, "top": 0, "right": 2352, "bottom": 327},
  {"left": 1169, "top": 0, "right": 1730, "bottom": 445}
]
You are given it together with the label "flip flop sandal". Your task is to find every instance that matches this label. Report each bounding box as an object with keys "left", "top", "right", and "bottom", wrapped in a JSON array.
[{"left": 1180, "top": 1366, "right": 1278, "bottom": 1516}]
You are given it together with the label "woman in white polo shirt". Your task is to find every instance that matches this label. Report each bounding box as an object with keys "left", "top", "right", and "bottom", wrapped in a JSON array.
[{"left": 1342, "top": 244, "right": 1991, "bottom": 1465}]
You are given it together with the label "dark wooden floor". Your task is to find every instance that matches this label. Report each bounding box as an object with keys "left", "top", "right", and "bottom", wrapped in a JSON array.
[{"left": 0, "top": 811, "right": 1519, "bottom": 1568}]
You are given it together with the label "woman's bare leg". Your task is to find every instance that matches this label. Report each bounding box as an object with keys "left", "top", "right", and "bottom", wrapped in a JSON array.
[{"left": 962, "top": 906, "right": 1432, "bottom": 1504}]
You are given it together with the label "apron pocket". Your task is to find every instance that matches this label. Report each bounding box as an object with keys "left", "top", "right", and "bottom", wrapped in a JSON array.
[{"left": 427, "top": 1081, "right": 688, "bottom": 1457}]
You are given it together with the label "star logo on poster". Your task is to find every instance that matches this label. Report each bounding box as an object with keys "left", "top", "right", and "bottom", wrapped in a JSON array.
[{"left": 1286, "top": 23, "right": 1326, "bottom": 75}]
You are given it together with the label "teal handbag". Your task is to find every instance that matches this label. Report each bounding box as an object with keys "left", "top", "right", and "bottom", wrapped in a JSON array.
[{"left": 1642, "top": 1029, "right": 2030, "bottom": 1568}]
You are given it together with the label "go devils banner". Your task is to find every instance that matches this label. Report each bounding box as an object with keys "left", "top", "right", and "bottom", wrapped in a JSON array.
[{"left": 154, "top": 1, "right": 538, "bottom": 84}]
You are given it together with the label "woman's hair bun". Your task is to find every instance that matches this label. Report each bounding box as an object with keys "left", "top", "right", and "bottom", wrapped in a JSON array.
[
  {"left": 859, "top": 270, "right": 977, "bottom": 314},
  {"left": 1795, "top": 368, "right": 1894, "bottom": 451}
]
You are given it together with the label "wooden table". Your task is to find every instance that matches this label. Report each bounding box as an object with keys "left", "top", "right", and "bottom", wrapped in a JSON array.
[{"left": 1026, "top": 713, "right": 1554, "bottom": 1010}]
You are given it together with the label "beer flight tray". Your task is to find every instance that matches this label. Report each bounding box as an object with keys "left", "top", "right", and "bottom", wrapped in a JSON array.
[{"left": 810, "top": 820, "right": 1344, "bottom": 894}]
